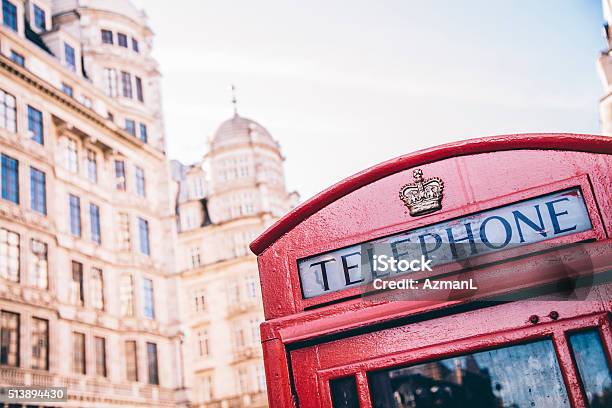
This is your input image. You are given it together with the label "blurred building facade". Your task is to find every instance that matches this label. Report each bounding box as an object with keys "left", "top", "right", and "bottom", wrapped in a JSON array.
[
  {"left": 0, "top": 1, "right": 297, "bottom": 407},
  {"left": 172, "top": 113, "right": 298, "bottom": 407},
  {"left": 599, "top": 0, "right": 612, "bottom": 133}
]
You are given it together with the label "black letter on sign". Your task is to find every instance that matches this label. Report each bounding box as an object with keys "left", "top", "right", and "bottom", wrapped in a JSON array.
[
  {"left": 341, "top": 252, "right": 363, "bottom": 286},
  {"left": 418, "top": 233, "right": 442, "bottom": 261},
  {"left": 446, "top": 222, "right": 477, "bottom": 259},
  {"left": 310, "top": 259, "right": 335, "bottom": 291},
  {"left": 479, "top": 216, "right": 512, "bottom": 249},
  {"left": 546, "top": 198, "right": 577, "bottom": 235},
  {"left": 513, "top": 205, "right": 547, "bottom": 243}
]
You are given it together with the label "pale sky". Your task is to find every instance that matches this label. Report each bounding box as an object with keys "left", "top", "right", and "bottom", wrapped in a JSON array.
[{"left": 132, "top": 0, "right": 605, "bottom": 200}]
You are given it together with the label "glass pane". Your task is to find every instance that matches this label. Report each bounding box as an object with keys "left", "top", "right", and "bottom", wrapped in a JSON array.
[
  {"left": 369, "top": 339, "right": 569, "bottom": 408},
  {"left": 569, "top": 330, "right": 612, "bottom": 407},
  {"left": 330, "top": 376, "right": 359, "bottom": 408}
]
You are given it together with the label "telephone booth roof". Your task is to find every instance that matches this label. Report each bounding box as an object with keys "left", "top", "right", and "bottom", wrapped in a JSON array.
[{"left": 250, "top": 133, "right": 612, "bottom": 256}]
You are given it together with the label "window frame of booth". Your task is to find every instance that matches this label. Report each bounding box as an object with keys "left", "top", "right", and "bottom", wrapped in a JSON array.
[{"left": 289, "top": 309, "right": 612, "bottom": 408}]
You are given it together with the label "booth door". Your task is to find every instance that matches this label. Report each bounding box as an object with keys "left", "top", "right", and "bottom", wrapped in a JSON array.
[{"left": 289, "top": 301, "right": 612, "bottom": 408}]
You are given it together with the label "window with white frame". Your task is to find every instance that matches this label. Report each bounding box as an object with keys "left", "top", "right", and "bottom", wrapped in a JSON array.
[
  {"left": 70, "top": 261, "right": 84, "bottom": 306},
  {"left": 245, "top": 276, "right": 258, "bottom": 300},
  {"left": 120, "top": 274, "right": 134, "bottom": 317},
  {"left": 103, "top": 68, "right": 118, "bottom": 97},
  {"left": 86, "top": 149, "right": 97, "bottom": 183},
  {"left": 30, "top": 239, "right": 48, "bottom": 289},
  {"left": 256, "top": 364, "right": 267, "bottom": 392},
  {"left": 65, "top": 138, "right": 78, "bottom": 173},
  {"left": 199, "top": 374, "right": 213, "bottom": 402},
  {"left": 249, "top": 317, "right": 261, "bottom": 345},
  {"left": 227, "top": 281, "right": 240, "bottom": 304},
  {"left": 0, "top": 228, "right": 19, "bottom": 282},
  {"left": 197, "top": 328, "right": 209, "bottom": 358},
  {"left": 233, "top": 324, "right": 246, "bottom": 350},
  {"left": 0, "top": 88, "right": 16, "bottom": 133},
  {"left": 193, "top": 288, "right": 206, "bottom": 313},
  {"left": 118, "top": 212, "right": 131, "bottom": 250},
  {"left": 190, "top": 246, "right": 201, "bottom": 269},
  {"left": 237, "top": 366, "right": 249, "bottom": 394},
  {"left": 90, "top": 267, "right": 104, "bottom": 310}
]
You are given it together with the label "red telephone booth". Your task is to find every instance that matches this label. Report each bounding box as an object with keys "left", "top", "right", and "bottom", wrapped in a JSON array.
[{"left": 250, "top": 134, "right": 612, "bottom": 408}]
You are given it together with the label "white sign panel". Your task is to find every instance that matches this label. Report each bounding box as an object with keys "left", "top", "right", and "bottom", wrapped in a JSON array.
[{"left": 298, "top": 188, "right": 592, "bottom": 299}]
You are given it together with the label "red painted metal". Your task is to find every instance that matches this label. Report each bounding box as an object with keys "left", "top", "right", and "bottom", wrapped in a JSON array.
[
  {"left": 253, "top": 133, "right": 612, "bottom": 408},
  {"left": 250, "top": 133, "right": 612, "bottom": 256}
]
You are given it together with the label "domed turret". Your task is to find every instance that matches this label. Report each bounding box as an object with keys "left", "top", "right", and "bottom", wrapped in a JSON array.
[{"left": 210, "top": 114, "right": 279, "bottom": 151}]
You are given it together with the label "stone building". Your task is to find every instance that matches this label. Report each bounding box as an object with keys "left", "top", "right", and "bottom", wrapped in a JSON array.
[
  {"left": 0, "top": 0, "right": 184, "bottom": 407},
  {"left": 599, "top": 0, "right": 612, "bottom": 134},
  {"left": 172, "top": 113, "right": 298, "bottom": 407},
  {"left": 0, "top": 1, "right": 298, "bottom": 407}
]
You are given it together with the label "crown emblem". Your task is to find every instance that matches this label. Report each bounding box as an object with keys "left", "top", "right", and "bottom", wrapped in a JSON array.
[{"left": 399, "top": 169, "right": 444, "bottom": 216}]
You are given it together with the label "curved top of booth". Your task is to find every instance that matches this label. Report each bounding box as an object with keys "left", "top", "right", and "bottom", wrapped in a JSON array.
[{"left": 250, "top": 133, "right": 612, "bottom": 255}]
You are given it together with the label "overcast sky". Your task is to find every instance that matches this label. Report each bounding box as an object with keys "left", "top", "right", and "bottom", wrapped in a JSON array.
[{"left": 132, "top": 0, "right": 605, "bottom": 200}]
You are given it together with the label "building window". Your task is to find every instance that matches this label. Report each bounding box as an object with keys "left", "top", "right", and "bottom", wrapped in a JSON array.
[
  {"left": 135, "top": 76, "right": 144, "bottom": 102},
  {"left": 101, "top": 29, "right": 113, "bottom": 44},
  {"left": 33, "top": 5, "right": 45, "bottom": 30},
  {"left": 256, "top": 365, "right": 267, "bottom": 392},
  {"left": 103, "top": 68, "right": 118, "bottom": 97},
  {"left": 0, "top": 228, "right": 19, "bottom": 282},
  {"left": 246, "top": 277, "right": 258, "bottom": 300},
  {"left": 0, "top": 310, "right": 19, "bottom": 366},
  {"left": 142, "top": 278, "right": 155, "bottom": 319},
  {"left": 132, "top": 38, "right": 139, "bottom": 52},
  {"left": 30, "top": 239, "right": 47, "bottom": 289},
  {"left": 139, "top": 123, "right": 148, "bottom": 142},
  {"left": 120, "top": 274, "right": 134, "bottom": 317},
  {"left": 72, "top": 332, "right": 86, "bottom": 374},
  {"left": 0, "top": 89, "right": 16, "bottom": 133},
  {"left": 135, "top": 166, "right": 146, "bottom": 197},
  {"left": 69, "top": 194, "right": 81, "bottom": 237},
  {"left": 30, "top": 167, "right": 46, "bottom": 215},
  {"left": 200, "top": 375, "right": 213, "bottom": 402},
  {"left": 27, "top": 106, "right": 43, "bottom": 144},
  {"left": 233, "top": 325, "right": 246, "bottom": 350},
  {"left": 125, "top": 340, "right": 138, "bottom": 381},
  {"left": 194, "top": 289, "right": 206, "bottom": 312},
  {"left": 2, "top": 0, "right": 17, "bottom": 31},
  {"left": 118, "top": 212, "right": 131, "bottom": 250},
  {"left": 64, "top": 43, "right": 76, "bottom": 72},
  {"left": 70, "top": 261, "right": 84, "bottom": 306},
  {"left": 1, "top": 154, "right": 19, "bottom": 204},
  {"left": 138, "top": 218, "right": 150, "bottom": 256},
  {"left": 121, "top": 71, "right": 132, "bottom": 98},
  {"left": 228, "top": 281, "right": 241, "bottom": 304},
  {"left": 90, "top": 203, "right": 101, "bottom": 244},
  {"left": 86, "top": 149, "right": 97, "bottom": 183},
  {"left": 115, "top": 160, "right": 126, "bottom": 190},
  {"left": 118, "top": 33, "right": 128, "bottom": 47},
  {"left": 190, "top": 246, "right": 201, "bottom": 269},
  {"left": 250, "top": 317, "right": 261, "bottom": 344},
  {"left": 10, "top": 50, "right": 24, "bottom": 66},
  {"left": 197, "top": 329, "right": 209, "bottom": 357},
  {"left": 65, "top": 138, "right": 78, "bottom": 173},
  {"left": 95, "top": 336, "right": 106, "bottom": 377},
  {"left": 146, "top": 342, "right": 159, "bottom": 385},
  {"left": 79, "top": 94, "right": 92, "bottom": 109},
  {"left": 90, "top": 268, "right": 104, "bottom": 310},
  {"left": 125, "top": 119, "right": 136, "bottom": 136},
  {"left": 61, "top": 83, "right": 73, "bottom": 97},
  {"left": 31, "top": 317, "right": 48, "bottom": 370},
  {"left": 237, "top": 366, "right": 249, "bottom": 393}
]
